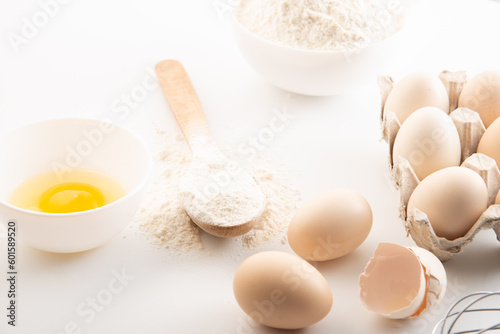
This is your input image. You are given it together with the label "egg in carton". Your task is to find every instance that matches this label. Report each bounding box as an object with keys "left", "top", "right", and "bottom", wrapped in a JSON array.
[{"left": 379, "top": 71, "right": 500, "bottom": 261}]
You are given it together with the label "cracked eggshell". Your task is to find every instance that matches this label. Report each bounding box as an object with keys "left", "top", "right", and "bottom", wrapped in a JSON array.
[
  {"left": 497, "top": 190, "right": 500, "bottom": 204},
  {"left": 359, "top": 243, "right": 446, "bottom": 319},
  {"left": 408, "top": 246, "right": 447, "bottom": 306}
]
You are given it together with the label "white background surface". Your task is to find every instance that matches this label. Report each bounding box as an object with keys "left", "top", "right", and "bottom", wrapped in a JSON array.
[{"left": 1, "top": 0, "right": 500, "bottom": 333}]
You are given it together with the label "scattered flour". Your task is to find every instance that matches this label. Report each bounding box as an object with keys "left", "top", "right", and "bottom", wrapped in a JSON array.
[
  {"left": 236, "top": 0, "right": 404, "bottom": 51},
  {"left": 133, "top": 134, "right": 203, "bottom": 252},
  {"left": 241, "top": 163, "right": 301, "bottom": 248},
  {"left": 134, "top": 132, "right": 301, "bottom": 252}
]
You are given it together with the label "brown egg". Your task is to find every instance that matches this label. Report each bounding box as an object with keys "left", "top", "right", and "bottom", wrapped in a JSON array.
[
  {"left": 496, "top": 189, "right": 500, "bottom": 205},
  {"left": 392, "top": 107, "right": 461, "bottom": 181},
  {"left": 477, "top": 117, "right": 500, "bottom": 169},
  {"left": 233, "top": 251, "right": 333, "bottom": 329},
  {"left": 458, "top": 71, "right": 500, "bottom": 128},
  {"left": 384, "top": 72, "right": 450, "bottom": 124},
  {"left": 407, "top": 167, "right": 488, "bottom": 240},
  {"left": 288, "top": 189, "right": 372, "bottom": 261}
]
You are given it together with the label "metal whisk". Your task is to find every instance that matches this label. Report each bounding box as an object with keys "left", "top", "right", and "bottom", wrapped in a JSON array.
[{"left": 432, "top": 292, "right": 500, "bottom": 334}]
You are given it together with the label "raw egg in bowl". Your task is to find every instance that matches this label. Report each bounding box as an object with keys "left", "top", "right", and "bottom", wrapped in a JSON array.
[{"left": 0, "top": 118, "right": 152, "bottom": 253}]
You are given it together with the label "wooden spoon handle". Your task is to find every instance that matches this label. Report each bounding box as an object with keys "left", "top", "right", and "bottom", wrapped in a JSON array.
[{"left": 155, "top": 59, "right": 212, "bottom": 145}]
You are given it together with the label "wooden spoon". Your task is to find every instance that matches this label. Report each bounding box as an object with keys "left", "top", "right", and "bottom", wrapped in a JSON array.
[{"left": 155, "top": 59, "right": 265, "bottom": 238}]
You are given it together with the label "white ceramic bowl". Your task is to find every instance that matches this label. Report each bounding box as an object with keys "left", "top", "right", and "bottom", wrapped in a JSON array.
[
  {"left": 231, "top": 5, "right": 409, "bottom": 96},
  {"left": 0, "top": 119, "right": 152, "bottom": 253}
]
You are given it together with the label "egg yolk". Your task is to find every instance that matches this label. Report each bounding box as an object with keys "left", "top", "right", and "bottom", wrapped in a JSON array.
[{"left": 39, "top": 182, "right": 105, "bottom": 213}]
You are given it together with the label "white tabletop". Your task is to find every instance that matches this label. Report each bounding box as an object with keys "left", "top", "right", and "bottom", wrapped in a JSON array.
[{"left": 1, "top": 0, "right": 500, "bottom": 333}]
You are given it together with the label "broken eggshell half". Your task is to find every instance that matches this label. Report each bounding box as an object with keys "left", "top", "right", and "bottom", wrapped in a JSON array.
[
  {"left": 359, "top": 243, "right": 447, "bottom": 319},
  {"left": 380, "top": 71, "right": 500, "bottom": 261}
]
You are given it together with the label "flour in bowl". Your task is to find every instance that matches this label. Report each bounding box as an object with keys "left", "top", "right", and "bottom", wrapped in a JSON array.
[{"left": 236, "top": 0, "right": 404, "bottom": 51}]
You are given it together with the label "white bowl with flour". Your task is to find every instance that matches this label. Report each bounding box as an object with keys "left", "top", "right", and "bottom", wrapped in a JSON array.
[{"left": 232, "top": 0, "right": 411, "bottom": 96}]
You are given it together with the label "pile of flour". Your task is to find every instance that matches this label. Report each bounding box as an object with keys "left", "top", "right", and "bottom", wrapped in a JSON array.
[
  {"left": 236, "top": 0, "right": 403, "bottom": 51},
  {"left": 134, "top": 132, "right": 300, "bottom": 252},
  {"left": 180, "top": 144, "right": 266, "bottom": 228}
]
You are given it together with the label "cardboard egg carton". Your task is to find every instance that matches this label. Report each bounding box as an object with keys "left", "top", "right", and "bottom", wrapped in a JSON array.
[{"left": 379, "top": 71, "right": 500, "bottom": 261}]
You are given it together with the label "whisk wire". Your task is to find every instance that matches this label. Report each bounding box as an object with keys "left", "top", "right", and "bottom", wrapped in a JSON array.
[{"left": 433, "top": 292, "right": 500, "bottom": 334}]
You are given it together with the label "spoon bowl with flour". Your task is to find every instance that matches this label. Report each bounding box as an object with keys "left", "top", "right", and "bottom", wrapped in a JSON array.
[{"left": 155, "top": 60, "right": 266, "bottom": 238}]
